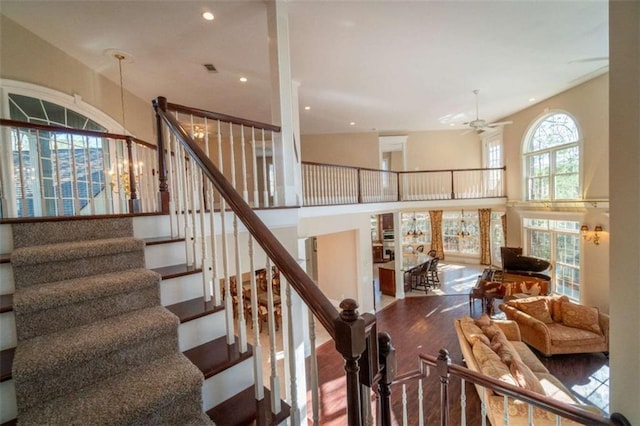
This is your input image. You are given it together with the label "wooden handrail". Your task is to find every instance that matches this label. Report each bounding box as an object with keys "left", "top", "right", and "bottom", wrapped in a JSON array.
[
  {"left": 418, "top": 352, "right": 629, "bottom": 426},
  {"left": 166, "top": 102, "right": 281, "bottom": 133},
  {"left": 302, "top": 160, "right": 506, "bottom": 176},
  {"left": 0, "top": 118, "right": 156, "bottom": 149},
  {"left": 154, "top": 97, "right": 339, "bottom": 339}
]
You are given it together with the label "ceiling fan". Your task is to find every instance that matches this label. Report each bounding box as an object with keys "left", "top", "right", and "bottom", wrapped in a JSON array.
[{"left": 462, "top": 90, "right": 512, "bottom": 134}]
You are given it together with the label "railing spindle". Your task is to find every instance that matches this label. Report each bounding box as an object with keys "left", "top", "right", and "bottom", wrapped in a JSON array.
[
  {"left": 308, "top": 307, "right": 320, "bottom": 425},
  {"left": 266, "top": 258, "right": 281, "bottom": 414},
  {"left": 251, "top": 127, "right": 259, "bottom": 207},
  {"left": 248, "top": 236, "right": 264, "bottom": 400},
  {"left": 437, "top": 349, "right": 451, "bottom": 426},
  {"left": 460, "top": 378, "right": 466, "bottom": 426},
  {"left": 270, "top": 131, "right": 279, "bottom": 206},
  {"left": 261, "top": 129, "right": 269, "bottom": 207},
  {"left": 240, "top": 126, "right": 249, "bottom": 202}
]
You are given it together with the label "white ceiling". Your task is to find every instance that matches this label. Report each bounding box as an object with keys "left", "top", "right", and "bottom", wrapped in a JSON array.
[{"left": 0, "top": 0, "right": 608, "bottom": 135}]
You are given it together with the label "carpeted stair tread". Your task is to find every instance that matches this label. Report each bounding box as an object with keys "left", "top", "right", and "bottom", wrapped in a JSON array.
[
  {"left": 18, "top": 353, "right": 205, "bottom": 426},
  {"left": 11, "top": 237, "right": 144, "bottom": 267},
  {"left": 13, "top": 305, "right": 178, "bottom": 381},
  {"left": 11, "top": 217, "right": 133, "bottom": 248},
  {"left": 14, "top": 269, "right": 160, "bottom": 314},
  {"left": 174, "top": 412, "right": 215, "bottom": 425},
  {"left": 206, "top": 385, "right": 290, "bottom": 426}
]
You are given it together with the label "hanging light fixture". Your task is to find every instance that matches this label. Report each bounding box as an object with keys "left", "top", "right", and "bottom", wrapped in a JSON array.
[
  {"left": 406, "top": 213, "right": 424, "bottom": 239},
  {"left": 456, "top": 209, "right": 470, "bottom": 238}
]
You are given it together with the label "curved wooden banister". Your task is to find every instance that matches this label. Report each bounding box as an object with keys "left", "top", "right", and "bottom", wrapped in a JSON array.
[
  {"left": 398, "top": 166, "right": 506, "bottom": 174},
  {"left": 0, "top": 118, "right": 156, "bottom": 149},
  {"left": 154, "top": 97, "right": 339, "bottom": 339},
  {"left": 166, "top": 102, "right": 281, "bottom": 133},
  {"left": 418, "top": 352, "right": 628, "bottom": 426}
]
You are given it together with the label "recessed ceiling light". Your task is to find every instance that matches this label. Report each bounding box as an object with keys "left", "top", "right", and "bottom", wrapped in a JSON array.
[
  {"left": 529, "top": 97, "right": 536, "bottom": 102},
  {"left": 239, "top": 77, "right": 248, "bottom": 83},
  {"left": 304, "top": 106, "right": 311, "bottom": 110},
  {"left": 202, "top": 11, "right": 214, "bottom": 21},
  {"left": 350, "top": 122, "right": 356, "bottom": 126}
]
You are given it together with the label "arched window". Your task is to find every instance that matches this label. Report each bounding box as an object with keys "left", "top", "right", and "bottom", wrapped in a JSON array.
[{"left": 523, "top": 113, "right": 581, "bottom": 201}]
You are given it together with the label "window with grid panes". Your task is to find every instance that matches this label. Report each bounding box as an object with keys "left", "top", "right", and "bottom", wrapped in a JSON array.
[{"left": 524, "top": 113, "right": 581, "bottom": 201}]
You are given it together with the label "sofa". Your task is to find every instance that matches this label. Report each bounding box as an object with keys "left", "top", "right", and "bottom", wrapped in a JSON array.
[
  {"left": 499, "top": 295, "right": 609, "bottom": 356},
  {"left": 455, "top": 315, "right": 601, "bottom": 425}
]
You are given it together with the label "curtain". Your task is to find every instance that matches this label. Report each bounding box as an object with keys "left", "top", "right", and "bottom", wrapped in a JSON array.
[
  {"left": 478, "top": 208, "right": 492, "bottom": 265},
  {"left": 429, "top": 210, "right": 444, "bottom": 259},
  {"left": 501, "top": 213, "right": 507, "bottom": 247}
]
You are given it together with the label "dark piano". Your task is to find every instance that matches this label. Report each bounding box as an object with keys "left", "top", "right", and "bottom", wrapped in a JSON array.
[{"left": 500, "top": 247, "right": 551, "bottom": 281}]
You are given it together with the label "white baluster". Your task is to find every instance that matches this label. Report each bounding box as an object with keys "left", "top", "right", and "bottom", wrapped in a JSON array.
[
  {"left": 203, "top": 118, "right": 219, "bottom": 305},
  {"left": 240, "top": 126, "right": 249, "bottom": 202},
  {"left": 271, "top": 131, "right": 278, "bottom": 206},
  {"left": 266, "top": 259, "right": 281, "bottom": 414},
  {"left": 251, "top": 127, "right": 259, "bottom": 207},
  {"left": 165, "top": 126, "right": 178, "bottom": 237},
  {"left": 402, "top": 383, "right": 408, "bottom": 426},
  {"left": 481, "top": 387, "right": 487, "bottom": 426},
  {"left": 460, "top": 378, "right": 467, "bottom": 426},
  {"left": 248, "top": 236, "right": 264, "bottom": 400},
  {"left": 285, "top": 279, "right": 298, "bottom": 425},
  {"left": 503, "top": 394, "right": 508, "bottom": 425},
  {"left": 308, "top": 309, "right": 319, "bottom": 425},
  {"left": 528, "top": 403, "right": 534, "bottom": 425},
  {"left": 418, "top": 378, "right": 424, "bottom": 426},
  {"left": 261, "top": 130, "right": 269, "bottom": 207},
  {"left": 233, "top": 213, "right": 247, "bottom": 352}
]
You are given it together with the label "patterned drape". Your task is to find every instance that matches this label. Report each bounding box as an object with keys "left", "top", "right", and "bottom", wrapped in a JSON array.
[
  {"left": 501, "top": 213, "right": 507, "bottom": 246},
  {"left": 478, "top": 208, "right": 492, "bottom": 265},
  {"left": 429, "top": 210, "right": 444, "bottom": 260}
]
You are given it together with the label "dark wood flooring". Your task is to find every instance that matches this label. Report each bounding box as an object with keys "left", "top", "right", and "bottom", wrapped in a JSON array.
[{"left": 309, "top": 294, "right": 609, "bottom": 425}]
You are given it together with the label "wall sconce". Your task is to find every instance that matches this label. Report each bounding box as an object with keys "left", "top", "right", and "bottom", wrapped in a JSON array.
[{"left": 581, "top": 224, "right": 603, "bottom": 246}]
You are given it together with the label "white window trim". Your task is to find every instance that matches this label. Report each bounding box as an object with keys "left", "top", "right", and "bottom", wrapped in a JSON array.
[
  {"left": 0, "top": 79, "right": 123, "bottom": 132},
  {"left": 520, "top": 109, "right": 584, "bottom": 202}
]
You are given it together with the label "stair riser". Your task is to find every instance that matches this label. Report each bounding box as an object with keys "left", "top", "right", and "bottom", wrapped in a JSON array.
[
  {"left": 0, "top": 380, "right": 16, "bottom": 424},
  {"left": 0, "top": 311, "right": 16, "bottom": 351},
  {"left": 16, "top": 286, "right": 160, "bottom": 341},
  {"left": 15, "top": 332, "right": 179, "bottom": 412},
  {"left": 161, "top": 273, "right": 207, "bottom": 306},
  {"left": 178, "top": 310, "right": 227, "bottom": 351},
  {"left": 13, "top": 251, "right": 145, "bottom": 288},
  {"left": 145, "top": 241, "right": 187, "bottom": 269},
  {"left": 0, "top": 264, "right": 13, "bottom": 294},
  {"left": 201, "top": 357, "right": 255, "bottom": 411}
]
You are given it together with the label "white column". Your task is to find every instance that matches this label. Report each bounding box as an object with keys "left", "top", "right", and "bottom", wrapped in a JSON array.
[
  {"left": 609, "top": 1, "right": 640, "bottom": 422},
  {"left": 267, "top": 0, "right": 300, "bottom": 207},
  {"left": 393, "top": 211, "right": 405, "bottom": 299}
]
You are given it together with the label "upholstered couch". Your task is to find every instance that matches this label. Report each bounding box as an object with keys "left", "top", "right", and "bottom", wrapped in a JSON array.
[
  {"left": 499, "top": 295, "right": 609, "bottom": 356},
  {"left": 455, "top": 316, "right": 601, "bottom": 425}
]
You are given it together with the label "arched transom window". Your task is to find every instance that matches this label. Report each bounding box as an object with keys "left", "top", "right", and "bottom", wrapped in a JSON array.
[{"left": 524, "top": 113, "right": 581, "bottom": 201}]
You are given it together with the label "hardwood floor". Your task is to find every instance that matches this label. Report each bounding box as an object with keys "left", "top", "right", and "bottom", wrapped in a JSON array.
[{"left": 309, "top": 294, "right": 610, "bottom": 425}]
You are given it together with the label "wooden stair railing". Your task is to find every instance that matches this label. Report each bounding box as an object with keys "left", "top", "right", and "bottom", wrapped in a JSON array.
[
  {"left": 154, "top": 96, "right": 374, "bottom": 425},
  {"left": 376, "top": 334, "right": 631, "bottom": 426}
]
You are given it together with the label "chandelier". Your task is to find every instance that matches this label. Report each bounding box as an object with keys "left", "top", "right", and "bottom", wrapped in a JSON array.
[
  {"left": 406, "top": 213, "right": 424, "bottom": 239},
  {"left": 456, "top": 209, "right": 470, "bottom": 238}
]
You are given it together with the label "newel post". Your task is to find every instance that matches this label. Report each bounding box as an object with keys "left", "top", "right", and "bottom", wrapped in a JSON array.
[
  {"left": 377, "top": 332, "right": 396, "bottom": 426},
  {"left": 153, "top": 96, "right": 170, "bottom": 214},
  {"left": 437, "top": 349, "right": 451, "bottom": 426},
  {"left": 125, "top": 137, "right": 140, "bottom": 213},
  {"left": 335, "top": 298, "right": 367, "bottom": 426}
]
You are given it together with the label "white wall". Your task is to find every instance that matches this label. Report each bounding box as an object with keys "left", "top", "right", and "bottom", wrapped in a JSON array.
[{"left": 316, "top": 231, "right": 358, "bottom": 305}]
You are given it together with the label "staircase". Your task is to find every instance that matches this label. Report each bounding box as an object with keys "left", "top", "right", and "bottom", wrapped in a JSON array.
[{"left": 0, "top": 216, "right": 289, "bottom": 425}]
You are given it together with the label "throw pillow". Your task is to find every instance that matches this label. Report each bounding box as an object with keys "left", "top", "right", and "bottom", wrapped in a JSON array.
[
  {"left": 560, "top": 301, "right": 603, "bottom": 335},
  {"left": 509, "top": 358, "right": 545, "bottom": 394},
  {"left": 473, "top": 341, "right": 518, "bottom": 387},
  {"left": 460, "top": 317, "right": 491, "bottom": 346},
  {"left": 514, "top": 298, "right": 553, "bottom": 324},
  {"left": 549, "top": 295, "right": 570, "bottom": 322},
  {"left": 482, "top": 323, "right": 505, "bottom": 340},
  {"left": 474, "top": 313, "right": 492, "bottom": 328},
  {"left": 490, "top": 333, "right": 522, "bottom": 365}
]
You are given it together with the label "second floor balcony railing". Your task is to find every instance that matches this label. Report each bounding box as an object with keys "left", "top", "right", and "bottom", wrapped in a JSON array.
[{"left": 302, "top": 161, "right": 506, "bottom": 207}]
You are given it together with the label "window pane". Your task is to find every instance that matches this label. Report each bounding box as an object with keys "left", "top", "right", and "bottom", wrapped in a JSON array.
[
  {"left": 556, "top": 233, "right": 580, "bottom": 266},
  {"left": 528, "top": 177, "right": 549, "bottom": 200},
  {"left": 528, "top": 153, "right": 549, "bottom": 176},
  {"left": 528, "top": 230, "right": 551, "bottom": 261},
  {"left": 554, "top": 146, "right": 579, "bottom": 173},
  {"left": 529, "top": 113, "right": 579, "bottom": 151}
]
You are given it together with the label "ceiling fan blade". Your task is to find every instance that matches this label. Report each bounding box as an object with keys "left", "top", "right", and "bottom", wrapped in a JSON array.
[{"left": 487, "top": 121, "right": 513, "bottom": 127}]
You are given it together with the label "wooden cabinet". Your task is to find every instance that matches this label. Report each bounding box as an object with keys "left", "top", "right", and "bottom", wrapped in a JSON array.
[
  {"left": 380, "top": 213, "right": 394, "bottom": 230},
  {"left": 372, "top": 245, "right": 384, "bottom": 263},
  {"left": 379, "top": 267, "right": 396, "bottom": 296}
]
